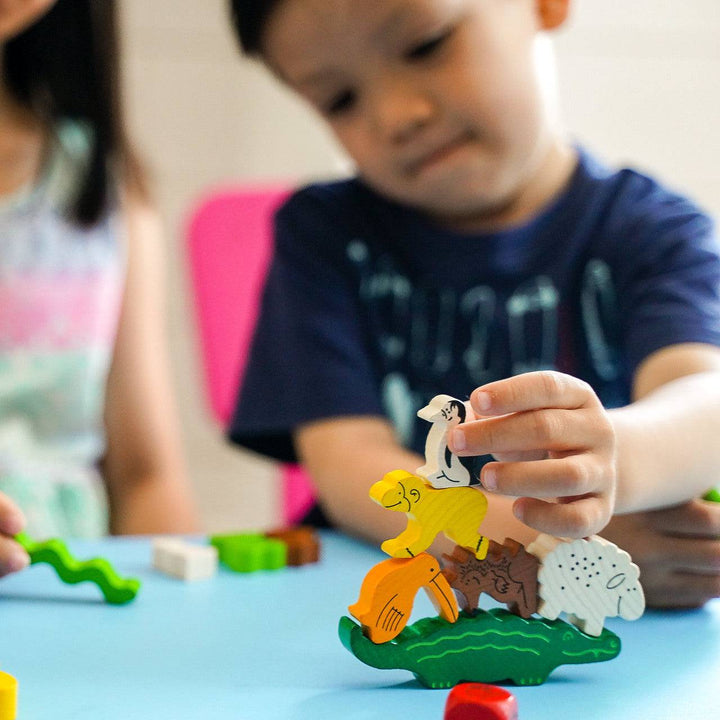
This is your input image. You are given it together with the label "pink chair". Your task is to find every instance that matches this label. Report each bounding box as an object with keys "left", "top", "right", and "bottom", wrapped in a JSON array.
[{"left": 186, "top": 186, "right": 316, "bottom": 525}]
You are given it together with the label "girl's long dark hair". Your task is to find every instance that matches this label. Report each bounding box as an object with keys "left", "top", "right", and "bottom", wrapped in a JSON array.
[{"left": 2, "top": 0, "right": 146, "bottom": 225}]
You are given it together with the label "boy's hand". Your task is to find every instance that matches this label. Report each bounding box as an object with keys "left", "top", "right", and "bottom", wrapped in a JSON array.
[
  {"left": 449, "top": 371, "right": 616, "bottom": 538},
  {"left": 601, "top": 500, "right": 720, "bottom": 608},
  {"left": 0, "top": 493, "right": 29, "bottom": 577}
]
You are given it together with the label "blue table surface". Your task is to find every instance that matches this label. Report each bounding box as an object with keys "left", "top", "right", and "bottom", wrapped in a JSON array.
[{"left": 1, "top": 531, "right": 718, "bottom": 719}]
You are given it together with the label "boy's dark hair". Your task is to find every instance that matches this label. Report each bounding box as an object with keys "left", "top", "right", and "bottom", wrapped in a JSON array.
[
  {"left": 228, "top": 0, "right": 284, "bottom": 55},
  {"left": 3, "top": 0, "right": 147, "bottom": 225}
]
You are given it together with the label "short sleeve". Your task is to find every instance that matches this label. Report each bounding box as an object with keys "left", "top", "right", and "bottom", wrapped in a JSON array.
[
  {"left": 614, "top": 186, "right": 720, "bottom": 374},
  {"left": 228, "top": 190, "right": 385, "bottom": 463}
]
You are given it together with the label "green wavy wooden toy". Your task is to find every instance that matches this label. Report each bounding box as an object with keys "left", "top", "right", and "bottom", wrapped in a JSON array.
[
  {"left": 339, "top": 609, "right": 621, "bottom": 688},
  {"left": 14, "top": 532, "right": 140, "bottom": 605}
]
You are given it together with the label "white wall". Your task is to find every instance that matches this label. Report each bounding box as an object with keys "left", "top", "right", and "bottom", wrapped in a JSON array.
[{"left": 118, "top": 0, "right": 720, "bottom": 531}]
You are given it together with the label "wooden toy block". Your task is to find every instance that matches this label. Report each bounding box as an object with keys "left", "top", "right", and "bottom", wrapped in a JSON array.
[
  {"left": 369, "top": 470, "right": 489, "bottom": 560},
  {"left": 704, "top": 487, "right": 720, "bottom": 502},
  {"left": 417, "top": 395, "right": 479, "bottom": 488},
  {"left": 348, "top": 552, "right": 458, "bottom": 643},
  {"left": 14, "top": 532, "right": 140, "bottom": 605},
  {"left": 265, "top": 526, "right": 320, "bottom": 566},
  {"left": 444, "top": 683, "right": 518, "bottom": 720},
  {"left": 526, "top": 534, "right": 645, "bottom": 637},
  {"left": 0, "top": 671, "right": 17, "bottom": 720},
  {"left": 209, "top": 533, "right": 287, "bottom": 573},
  {"left": 339, "top": 608, "right": 621, "bottom": 688},
  {"left": 442, "top": 540, "right": 539, "bottom": 618},
  {"left": 152, "top": 538, "right": 218, "bottom": 581}
]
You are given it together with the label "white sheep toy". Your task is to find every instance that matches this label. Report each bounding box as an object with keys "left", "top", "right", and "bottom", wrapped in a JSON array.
[{"left": 526, "top": 534, "right": 646, "bottom": 637}]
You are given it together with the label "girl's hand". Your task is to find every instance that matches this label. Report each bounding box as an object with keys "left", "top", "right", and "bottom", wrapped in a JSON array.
[
  {"left": 601, "top": 500, "right": 720, "bottom": 608},
  {"left": 0, "top": 493, "right": 29, "bottom": 577},
  {"left": 449, "top": 371, "right": 616, "bottom": 538}
]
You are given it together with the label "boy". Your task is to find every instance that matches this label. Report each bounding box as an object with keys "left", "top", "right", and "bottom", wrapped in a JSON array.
[{"left": 228, "top": 0, "right": 720, "bottom": 607}]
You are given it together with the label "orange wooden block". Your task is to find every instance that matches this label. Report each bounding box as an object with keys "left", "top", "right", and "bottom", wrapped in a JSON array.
[
  {"left": 444, "top": 683, "right": 518, "bottom": 720},
  {"left": 369, "top": 470, "right": 489, "bottom": 560},
  {"left": 348, "top": 552, "right": 459, "bottom": 643},
  {"left": 266, "top": 526, "right": 320, "bottom": 566}
]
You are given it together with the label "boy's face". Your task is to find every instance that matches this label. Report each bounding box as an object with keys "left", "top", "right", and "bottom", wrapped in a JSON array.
[
  {"left": 263, "top": 0, "right": 569, "bottom": 230},
  {"left": 0, "top": 0, "right": 57, "bottom": 42}
]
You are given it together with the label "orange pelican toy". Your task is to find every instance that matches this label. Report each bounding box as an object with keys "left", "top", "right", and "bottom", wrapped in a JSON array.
[{"left": 348, "top": 552, "right": 459, "bottom": 643}]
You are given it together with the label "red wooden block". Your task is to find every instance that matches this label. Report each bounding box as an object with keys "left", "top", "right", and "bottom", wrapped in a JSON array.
[{"left": 444, "top": 683, "right": 518, "bottom": 720}]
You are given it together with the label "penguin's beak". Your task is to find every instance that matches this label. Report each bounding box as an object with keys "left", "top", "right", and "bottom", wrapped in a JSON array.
[{"left": 417, "top": 405, "right": 441, "bottom": 422}]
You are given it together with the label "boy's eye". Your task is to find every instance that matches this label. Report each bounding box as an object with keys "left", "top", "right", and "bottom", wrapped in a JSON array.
[
  {"left": 325, "top": 89, "right": 357, "bottom": 116},
  {"left": 405, "top": 29, "right": 452, "bottom": 61}
]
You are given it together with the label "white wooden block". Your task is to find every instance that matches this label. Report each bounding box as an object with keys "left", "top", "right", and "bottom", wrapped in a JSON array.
[{"left": 152, "top": 538, "right": 218, "bottom": 581}]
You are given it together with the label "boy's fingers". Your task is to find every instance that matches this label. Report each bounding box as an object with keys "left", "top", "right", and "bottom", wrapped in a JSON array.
[
  {"left": 658, "top": 536, "right": 720, "bottom": 573},
  {"left": 481, "top": 456, "right": 606, "bottom": 498},
  {"left": 648, "top": 572, "right": 720, "bottom": 608},
  {"left": 470, "top": 371, "right": 598, "bottom": 417},
  {"left": 0, "top": 495, "right": 25, "bottom": 536},
  {"left": 450, "top": 409, "right": 611, "bottom": 456},
  {"left": 0, "top": 537, "right": 30, "bottom": 577},
  {"left": 674, "top": 542, "right": 720, "bottom": 574},
  {"left": 672, "top": 571, "right": 720, "bottom": 601},
  {"left": 646, "top": 499, "right": 720, "bottom": 538},
  {"left": 512, "top": 495, "right": 610, "bottom": 538},
  {"left": 643, "top": 572, "right": 720, "bottom": 608}
]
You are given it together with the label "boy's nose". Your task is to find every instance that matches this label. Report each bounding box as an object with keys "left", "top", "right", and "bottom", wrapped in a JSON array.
[{"left": 369, "top": 80, "right": 435, "bottom": 144}]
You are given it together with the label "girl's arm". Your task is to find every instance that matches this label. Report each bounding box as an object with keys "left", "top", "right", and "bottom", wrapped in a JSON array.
[{"left": 101, "top": 191, "right": 200, "bottom": 535}]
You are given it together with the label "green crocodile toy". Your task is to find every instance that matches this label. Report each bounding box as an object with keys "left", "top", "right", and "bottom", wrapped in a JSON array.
[{"left": 339, "top": 609, "right": 621, "bottom": 688}]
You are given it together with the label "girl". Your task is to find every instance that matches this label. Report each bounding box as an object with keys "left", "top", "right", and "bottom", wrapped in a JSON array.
[{"left": 0, "top": 0, "right": 199, "bottom": 576}]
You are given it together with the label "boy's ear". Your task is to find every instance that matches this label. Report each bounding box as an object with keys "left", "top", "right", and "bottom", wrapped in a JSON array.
[{"left": 536, "top": 0, "right": 571, "bottom": 30}]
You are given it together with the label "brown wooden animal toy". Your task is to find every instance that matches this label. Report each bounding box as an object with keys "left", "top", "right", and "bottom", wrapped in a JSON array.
[{"left": 442, "top": 539, "right": 539, "bottom": 619}]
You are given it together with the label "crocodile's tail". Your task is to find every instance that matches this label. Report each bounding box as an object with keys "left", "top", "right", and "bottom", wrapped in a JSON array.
[
  {"left": 15, "top": 532, "right": 140, "bottom": 605},
  {"left": 339, "top": 616, "right": 407, "bottom": 670}
]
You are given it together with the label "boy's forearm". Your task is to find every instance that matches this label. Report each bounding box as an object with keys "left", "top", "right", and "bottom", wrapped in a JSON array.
[
  {"left": 295, "top": 416, "right": 535, "bottom": 548},
  {"left": 296, "top": 417, "right": 419, "bottom": 546},
  {"left": 610, "top": 371, "right": 720, "bottom": 513}
]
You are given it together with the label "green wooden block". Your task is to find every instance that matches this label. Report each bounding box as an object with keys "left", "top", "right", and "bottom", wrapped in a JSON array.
[
  {"left": 704, "top": 488, "right": 720, "bottom": 503},
  {"left": 209, "top": 533, "right": 287, "bottom": 572}
]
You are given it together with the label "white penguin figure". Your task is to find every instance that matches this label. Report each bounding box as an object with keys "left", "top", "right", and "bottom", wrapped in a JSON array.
[{"left": 416, "top": 394, "right": 477, "bottom": 488}]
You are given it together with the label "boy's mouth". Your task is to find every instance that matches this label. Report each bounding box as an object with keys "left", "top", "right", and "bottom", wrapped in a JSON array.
[{"left": 405, "top": 133, "right": 474, "bottom": 176}]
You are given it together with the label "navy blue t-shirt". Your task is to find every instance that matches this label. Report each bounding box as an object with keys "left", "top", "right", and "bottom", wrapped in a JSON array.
[{"left": 230, "top": 149, "right": 720, "bottom": 467}]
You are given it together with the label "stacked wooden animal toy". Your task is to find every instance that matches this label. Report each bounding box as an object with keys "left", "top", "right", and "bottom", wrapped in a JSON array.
[{"left": 338, "top": 394, "right": 645, "bottom": 688}]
